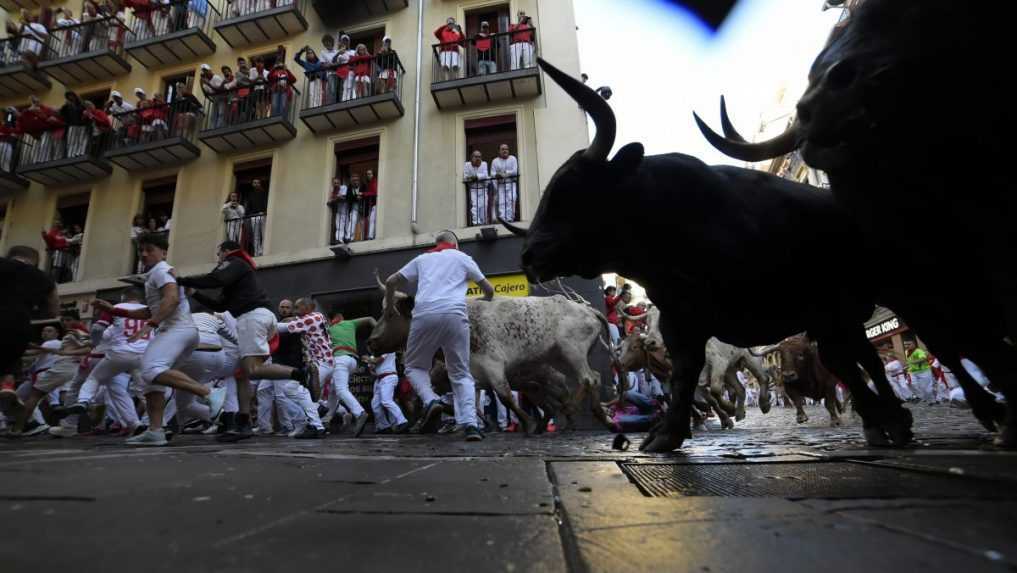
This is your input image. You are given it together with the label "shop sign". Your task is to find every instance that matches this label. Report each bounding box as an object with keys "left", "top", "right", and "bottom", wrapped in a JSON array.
[
  {"left": 866, "top": 317, "right": 902, "bottom": 340},
  {"left": 467, "top": 274, "right": 529, "bottom": 298}
]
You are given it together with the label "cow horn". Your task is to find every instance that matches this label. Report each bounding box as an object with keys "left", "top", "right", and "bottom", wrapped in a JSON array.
[
  {"left": 719, "top": 96, "right": 746, "bottom": 142},
  {"left": 537, "top": 57, "right": 616, "bottom": 162},
  {"left": 498, "top": 217, "right": 528, "bottom": 237},
  {"left": 693, "top": 111, "right": 799, "bottom": 162},
  {"left": 748, "top": 344, "right": 782, "bottom": 357},
  {"left": 373, "top": 269, "right": 386, "bottom": 291}
]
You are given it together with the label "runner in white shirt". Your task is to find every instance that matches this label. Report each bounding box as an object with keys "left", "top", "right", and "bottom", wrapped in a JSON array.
[
  {"left": 883, "top": 354, "right": 914, "bottom": 401},
  {"left": 11, "top": 325, "right": 91, "bottom": 436},
  {"left": 380, "top": 230, "right": 495, "bottom": 441},
  {"left": 91, "top": 232, "right": 209, "bottom": 446},
  {"left": 367, "top": 352, "right": 407, "bottom": 434}
]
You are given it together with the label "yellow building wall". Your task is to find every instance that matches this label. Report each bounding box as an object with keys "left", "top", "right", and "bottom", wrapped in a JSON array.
[{"left": 0, "top": 0, "right": 588, "bottom": 299}]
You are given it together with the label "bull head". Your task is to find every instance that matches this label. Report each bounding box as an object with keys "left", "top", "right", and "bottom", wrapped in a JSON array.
[
  {"left": 366, "top": 269, "right": 415, "bottom": 355},
  {"left": 502, "top": 58, "right": 644, "bottom": 284}
]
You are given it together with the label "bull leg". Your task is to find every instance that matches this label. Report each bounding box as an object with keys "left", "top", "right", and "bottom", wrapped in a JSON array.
[
  {"left": 726, "top": 371, "right": 747, "bottom": 421},
  {"left": 851, "top": 333, "right": 914, "bottom": 446},
  {"left": 705, "top": 389, "right": 734, "bottom": 429},
  {"left": 929, "top": 349, "right": 1005, "bottom": 432},
  {"left": 786, "top": 384, "right": 808, "bottom": 423},
  {"left": 475, "top": 361, "right": 536, "bottom": 435},
  {"left": 555, "top": 351, "right": 612, "bottom": 431},
  {"left": 815, "top": 334, "right": 898, "bottom": 447},
  {"left": 640, "top": 319, "right": 707, "bottom": 453},
  {"left": 963, "top": 344, "right": 1017, "bottom": 448},
  {"left": 824, "top": 383, "right": 841, "bottom": 427}
]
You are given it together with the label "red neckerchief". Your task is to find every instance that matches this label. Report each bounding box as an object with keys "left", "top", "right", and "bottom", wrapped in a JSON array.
[
  {"left": 225, "top": 249, "right": 257, "bottom": 269},
  {"left": 428, "top": 241, "right": 457, "bottom": 253}
]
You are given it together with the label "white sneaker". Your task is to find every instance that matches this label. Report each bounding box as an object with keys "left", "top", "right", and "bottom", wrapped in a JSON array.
[
  {"left": 201, "top": 423, "right": 221, "bottom": 435},
  {"left": 125, "top": 429, "right": 168, "bottom": 447},
  {"left": 21, "top": 422, "right": 50, "bottom": 437},
  {"left": 48, "top": 426, "right": 78, "bottom": 438},
  {"left": 206, "top": 386, "right": 227, "bottom": 420}
]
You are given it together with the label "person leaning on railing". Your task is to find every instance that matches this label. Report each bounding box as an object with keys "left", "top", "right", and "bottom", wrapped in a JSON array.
[
  {"left": 509, "top": 11, "right": 536, "bottom": 70},
  {"left": 473, "top": 21, "right": 496, "bottom": 76},
  {"left": 434, "top": 17, "right": 465, "bottom": 81},
  {"left": 375, "top": 37, "right": 400, "bottom": 95},
  {"left": 82, "top": 101, "right": 112, "bottom": 154},
  {"left": 0, "top": 109, "right": 20, "bottom": 173},
  {"left": 294, "top": 45, "right": 326, "bottom": 108},
  {"left": 11, "top": 10, "right": 48, "bottom": 66},
  {"left": 350, "top": 44, "right": 372, "bottom": 99},
  {"left": 268, "top": 60, "right": 297, "bottom": 117},
  {"left": 172, "top": 83, "right": 204, "bottom": 137}
]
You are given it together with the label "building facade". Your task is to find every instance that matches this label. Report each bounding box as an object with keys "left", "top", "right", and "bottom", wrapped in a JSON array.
[{"left": 0, "top": 0, "right": 594, "bottom": 319}]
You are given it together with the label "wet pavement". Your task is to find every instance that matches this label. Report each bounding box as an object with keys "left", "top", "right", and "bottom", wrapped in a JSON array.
[{"left": 2, "top": 403, "right": 1015, "bottom": 572}]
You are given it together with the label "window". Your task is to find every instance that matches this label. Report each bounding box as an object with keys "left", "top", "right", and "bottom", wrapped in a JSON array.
[
  {"left": 330, "top": 137, "right": 379, "bottom": 245},
  {"left": 347, "top": 27, "right": 386, "bottom": 54},
  {"left": 464, "top": 114, "right": 519, "bottom": 226},
  {"left": 463, "top": 4, "right": 511, "bottom": 75},
  {"left": 163, "top": 71, "right": 195, "bottom": 103},
  {"left": 81, "top": 89, "right": 111, "bottom": 109},
  {"left": 46, "top": 193, "right": 90, "bottom": 284},
  {"left": 131, "top": 177, "right": 176, "bottom": 273},
  {"left": 224, "top": 159, "right": 272, "bottom": 257}
]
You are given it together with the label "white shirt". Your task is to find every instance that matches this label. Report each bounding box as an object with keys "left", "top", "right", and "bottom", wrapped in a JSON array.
[
  {"left": 107, "top": 302, "right": 151, "bottom": 354},
  {"left": 320, "top": 47, "right": 339, "bottom": 65},
  {"left": 397, "top": 249, "right": 486, "bottom": 318},
  {"left": 372, "top": 352, "right": 398, "bottom": 379},
  {"left": 491, "top": 155, "right": 518, "bottom": 179},
  {"left": 192, "top": 312, "right": 234, "bottom": 347},
  {"left": 736, "top": 370, "right": 749, "bottom": 385},
  {"left": 145, "top": 260, "right": 193, "bottom": 331},
  {"left": 22, "top": 22, "right": 48, "bottom": 42},
  {"left": 31, "top": 340, "right": 63, "bottom": 373},
  {"left": 464, "top": 161, "right": 489, "bottom": 190},
  {"left": 885, "top": 359, "right": 905, "bottom": 381}
]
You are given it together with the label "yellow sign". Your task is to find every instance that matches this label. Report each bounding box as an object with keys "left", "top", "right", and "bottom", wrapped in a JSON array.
[{"left": 467, "top": 273, "right": 530, "bottom": 298}]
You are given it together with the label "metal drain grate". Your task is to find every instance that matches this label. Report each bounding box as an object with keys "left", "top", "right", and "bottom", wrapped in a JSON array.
[{"left": 619, "top": 461, "right": 1013, "bottom": 499}]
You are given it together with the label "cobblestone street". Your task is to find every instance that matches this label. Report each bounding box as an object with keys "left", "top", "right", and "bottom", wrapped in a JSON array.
[{"left": 2, "top": 403, "right": 1014, "bottom": 572}]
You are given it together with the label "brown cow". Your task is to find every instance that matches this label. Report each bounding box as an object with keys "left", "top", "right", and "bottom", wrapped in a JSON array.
[{"left": 764, "top": 335, "right": 845, "bottom": 426}]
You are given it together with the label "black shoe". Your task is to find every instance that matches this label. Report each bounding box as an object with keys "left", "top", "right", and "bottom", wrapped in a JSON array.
[
  {"left": 181, "top": 419, "right": 211, "bottom": 434},
  {"left": 393, "top": 422, "right": 410, "bottom": 434},
  {"left": 293, "top": 425, "right": 325, "bottom": 439},
  {"left": 464, "top": 425, "right": 484, "bottom": 442},
  {"left": 410, "top": 400, "right": 444, "bottom": 434},
  {"left": 353, "top": 412, "right": 370, "bottom": 438},
  {"left": 217, "top": 415, "right": 254, "bottom": 443},
  {"left": 217, "top": 412, "right": 235, "bottom": 434},
  {"left": 53, "top": 402, "right": 87, "bottom": 419},
  {"left": 376, "top": 427, "right": 392, "bottom": 435}
]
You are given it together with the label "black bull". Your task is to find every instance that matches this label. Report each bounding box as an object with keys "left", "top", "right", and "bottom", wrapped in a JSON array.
[
  {"left": 502, "top": 58, "right": 913, "bottom": 453},
  {"left": 693, "top": 0, "right": 1016, "bottom": 444}
]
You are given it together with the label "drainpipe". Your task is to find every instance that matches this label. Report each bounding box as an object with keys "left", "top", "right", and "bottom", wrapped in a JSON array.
[{"left": 410, "top": 0, "right": 424, "bottom": 236}]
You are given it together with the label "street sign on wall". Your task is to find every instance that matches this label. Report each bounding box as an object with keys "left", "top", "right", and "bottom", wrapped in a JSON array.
[{"left": 467, "top": 273, "right": 529, "bottom": 298}]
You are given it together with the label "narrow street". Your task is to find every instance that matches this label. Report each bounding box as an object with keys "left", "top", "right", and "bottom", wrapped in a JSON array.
[{"left": 2, "top": 404, "right": 1014, "bottom": 572}]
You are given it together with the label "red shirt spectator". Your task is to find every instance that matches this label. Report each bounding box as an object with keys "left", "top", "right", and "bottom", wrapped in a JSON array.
[
  {"left": 42, "top": 226, "right": 69, "bottom": 251},
  {"left": 605, "top": 294, "right": 620, "bottom": 325},
  {"left": 17, "top": 104, "right": 62, "bottom": 138},
  {"left": 350, "top": 53, "right": 372, "bottom": 77},
  {"left": 435, "top": 24, "right": 464, "bottom": 52},
  {"left": 363, "top": 173, "right": 378, "bottom": 198},
  {"left": 475, "top": 33, "right": 492, "bottom": 53},
  {"left": 84, "top": 106, "right": 112, "bottom": 132},
  {"left": 510, "top": 22, "right": 534, "bottom": 44},
  {"left": 268, "top": 66, "right": 297, "bottom": 96}
]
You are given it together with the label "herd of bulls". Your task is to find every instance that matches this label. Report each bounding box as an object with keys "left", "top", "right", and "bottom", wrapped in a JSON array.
[{"left": 500, "top": 0, "right": 1016, "bottom": 452}]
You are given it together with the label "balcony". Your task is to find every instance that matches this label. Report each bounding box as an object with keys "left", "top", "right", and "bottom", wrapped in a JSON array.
[
  {"left": 16, "top": 127, "right": 113, "bottom": 187},
  {"left": 464, "top": 174, "right": 520, "bottom": 227},
  {"left": 1, "top": 140, "right": 29, "bottom": 195},
  {"left": 0, "top": 37, "right": 52, "bottom": 98},
  {"left": 198, "top": 85, "right": 299, "bottom": 153},
  {"left": 225, "top": 213, "right": 266, "bottom": 257},
  {"left": 105, "top": 100, "right": 203, "bottom": 171},
  {"left": 124, "top": 0, "right": 220, "bottom": 69},
  {"left": 430, "top": 29, "right": 541, "bottom": 110},
  {"left": 215, "top": 0, "right": 309, "bottom": 49},
  {"left": 0, "top": 0, "right": 42, "bottom": 10},
  {"left": 39, "top": 16, "right": 133, "bottom": 86},
  {"left": 311, "top": 0, "right": 408, "bottom": 28},
  {"left": 299, "top": 54, "right": 405, "bottom": 134},
  {"left": 328, "top": 193, "right": 377, "bottom": 246}
]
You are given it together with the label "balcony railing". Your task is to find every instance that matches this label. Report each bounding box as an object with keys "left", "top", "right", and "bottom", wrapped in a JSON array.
[
  {"left": 299, "top": 53, "right": 405, "bottom": 134},
  {"left": 216, "top": 0, "right": 309, "bottom": 48},
  {"left": 47, "top": 243, "right": 81, "bottom": 284},
  {"left": 0, "top": 131, "right": 29, "bottom": 194},
  {"left": 16, "top": 124, "right": 113, "bottom": 186},
  {"left": 124, "top": 0, "right": 221, "bottom": 68},
  {"left": 198, "top": 82, "right": 299, "bottom": 153},
  {"left": 0, "top": 36, "right": 52, "bottom": 98},
  {"left": 105, "top": 99, "right": 203, "bottom": 170},
  {"left": 225, "top": 213, "right": 266, "bottom": 257},
  {"left": 39, "top": 15, "right": 133, "bottom": 85},
  {"left": 464, "top": 173, "right": 520, "bottom": 227},
  {"left": 431, "top": 28, "right": 541, "bottom": 109},
  {"left": 328, "top": 192, "right": 377, "bottom": 245}
]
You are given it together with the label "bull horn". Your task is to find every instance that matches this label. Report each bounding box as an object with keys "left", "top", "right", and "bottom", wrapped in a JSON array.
[
  {"left": 693, "top": 112, "right": 799, "bottom": 162},
  {"left": 373, "top": 269, "right": 386, "bottom": 291},
  {"left": 748, "top": 344, "right": 781, "bottom": 357},
  {"left": 537, "top": 57, "right": 616, "bottom": 162},
  {"left": 719, "top": 96, "right": 746, "bottom": 142},
  {"left": 498, "top": 217, "right": 528, "bottom": 237}
]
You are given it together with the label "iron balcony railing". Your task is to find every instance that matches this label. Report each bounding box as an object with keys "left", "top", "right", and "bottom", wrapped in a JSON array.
[
  {"left": 44, "top": 14, "right": 133, "bottom": 61},
  {"left": 1, "top": 128, "right": 22, "bottom": 175},
  {"left": 47, "top": 241, "right": 81, "bottom": 284},
  {"left": 16, "top": 121, "right": 112, "bottom": 170},
  {"left": 107, "top": 98, "right": 204, "bottom": 152},
  {"left": 222, "top": 0, "right": 303, "bottom": 20},
  {"left": 432, "top": 27, "right": 538, "bottom": 84},
  {"left": 300, "top": 51, "right": 405, "bottom": 110},
  {"left": 123, "top": 0, "right": 222, "bottom": 43},
  {"left": 224, "top": 212, "right": 266, "bottom": 257},
  {"left": 327, "top": 188, "right": 377, "bottom": 245},
  {"left": 464, "top": 173, "right": 520, "bottom": 227},
  {"left": 200, "top": 80, "right": 300, "bottom": 132},
  {"left": 1, "top": 35, "right": 34, "bottom": 67}
]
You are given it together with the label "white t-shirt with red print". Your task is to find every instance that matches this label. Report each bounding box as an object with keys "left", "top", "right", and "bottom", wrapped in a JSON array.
[{"left": 280, "top": 311, "right": 334, "bottom": 367}]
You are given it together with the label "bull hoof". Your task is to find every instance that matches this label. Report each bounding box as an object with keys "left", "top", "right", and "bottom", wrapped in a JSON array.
[
  {"left": 884, "top": 409, "right": 915, "bottom": 447},
  {"left": 863, "top": 427, "right": 892, "bottom": 447},
  {"left": 521, "top": 416, "right": 538, "bottom": 436},
  {"left": 829, "top": 417, "right": 842, "bottom": 428},
  {"left": 639, "top": 432, "right": 685, "bottom": 453},
  {"left": 735, "top": 407, "right": 746, "bottom": 422},
  {"left": 974, "top": 402, "right": 1007, "bottom": 433},
  {"left": 796, "top": 414, "right": 809, "bottom": 424},
  {"left": 994, "top": 425, "right": 1017, "bottom": 449},
  {"left": 721, "top": 418, "right": 735, "bottom": 430},
  {"left": 693, "top": 422, "right": 707, "bottom": 432}
]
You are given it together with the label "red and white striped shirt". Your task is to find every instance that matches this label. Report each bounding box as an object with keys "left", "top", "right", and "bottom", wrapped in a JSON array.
[{"left": 282, "top": 312, "right": 335, "bottom": 367}]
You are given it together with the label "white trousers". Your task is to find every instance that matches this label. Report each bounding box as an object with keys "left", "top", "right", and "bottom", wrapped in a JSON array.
[
  {"left": 371, "top": 374, "right": 406, "bottom": 430},
  {"left": 256, "top": 379, "right": 301, "bottom": 432},
  {"left": 282, "top": 380, "right": 324, "bottom": 430},
  {"left": 495, "top": 180, "right": 517, "bottom": 222},
  {"left": 404, "top": 312, "right": 477, "bottom": 427},
  {"left": 608, "top": 323, "right": 620, "bottom": 346},
  {"left": 910, "top": 370, "right": 936, "bottom": 402},
  {"left": 468, "top": 184, "right": 490, "bottom": 226},
  {"left": 889, "top": 375, "right": 914, "bottom": 400},
  {"left": 176, "top": 348, "right": 228, "bottom": 385},
  {"left": 140, "top": 327, "right": 199, "bottom": 388},
  {"left": 496, "top": 390, "right": 520, "bottom": 429},
  {"left": 327, "top": 355, "right": 364, "bottom": 417},
  {"left": 510, "top": 42, "right": 535, "bottom": 70}
]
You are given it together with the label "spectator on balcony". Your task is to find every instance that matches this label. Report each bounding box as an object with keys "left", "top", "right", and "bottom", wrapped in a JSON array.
[
  {"left": 105, "top": 90, "right": 135, "bottom": 145},
  {"left": 220, "top": 65, "right": 238, "bottom": 122},
  {"left": 188, "top": 0, "right": 209, "bottom": 29},
  {"left": 17, "top": 96, "right": 62, "bottom": 163},
  {"left": 168, "top": 0, "right": 189, "bottom": 33},
  {"left": 60, "top": 91, "right": 89, "bottom": 159},
  {"left": 474, "top": 21, "right": 496, "bottom": 76},
  {"left": 350, "top": 44, "right": 373, "bottom": 99},
  {"left": 54, "top": 8, "right": 82, "bottom": 55},
  {"left": 123, "top": 0, "right": 158, "bottom": 40},
  {"left": 268, "top": 60, "right": 297, "bottom": 117},
  {"left": 247, "top": 178, "right": 269, "bottom": 215},
  {"left": 509, "top": 11, "right": 536, "bottom": 70},
  {"left": 491, "top": 143, "right": 519, "bottom": 222},
  {"left": 363, "top": 169, "right": 378, "bottom": 241},
  {"left": 199, "top": 64, "right": 225, "bottom": 128},
  {"left": 222, "top": 192, "right": 245, "bottom": 235},
  {"left": 82, "top": 100, "right": 112, "bottom": 153},
  {"left": 376, "top": 37, "right": 399, "bottom": 95},
  {"left": 158, "top": 214, "right": 171, "bottom": 232},
  {"left": 79, "top": 2, "right": 100, "bottom": 53},
  {"left": 250, "top": 58, "right": 270, "bottom": 119},
  {"left": 147, "top": 93, "right": 170, "bottom": 142},
  {"left": 295, "top": 46, "right": 326, "bottom": 109},
  {"left": 0, "top": 109, "right": 19, "bottom": 173},
  {"left": 319, "top": 35, "right": 340, "bottom": 103},
  {"left": 15, "top": 11, "right": 48, "bottom": 66},
  {"left": 464, "top": 150, "right": 490, "bottom": 226},
  {"left": 235, "top": 58, "right": 255, "bottom": 121},
  {"left": 335, "top": 35, "right": 356, "bottom": 102},
  {"left": 131, "top": 214, "right": 146, "bottom": 240},
  {"left": 328, "top": 176, "right": 361, "bottom": 244},
  {"left": 435, "top": 17, "right": 464, "bottom": 82},
  {"left": 172, "top": 82, "right": 203, "bottom": 137}
]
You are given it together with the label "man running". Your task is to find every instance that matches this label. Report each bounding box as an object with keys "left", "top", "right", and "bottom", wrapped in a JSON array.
[
  {"left": 177, "top": 240, "right": 310, "bottom": 442},
  {"left": 92, "top": 232, "right": 210, "bottom": 446},
  {"left": 1, "top": 246, "right": 59, "bottom": 407},
  {"left": 324, "top": 308, "right": 375, "bottom": 434},
  {"left": 380, "top": 231, "right": 494, "bottom": 441}
]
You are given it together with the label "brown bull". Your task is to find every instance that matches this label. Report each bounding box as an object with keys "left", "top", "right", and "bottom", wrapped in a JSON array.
[{"left": 767, "top": 335, "right": 845, "bottom": 427}]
